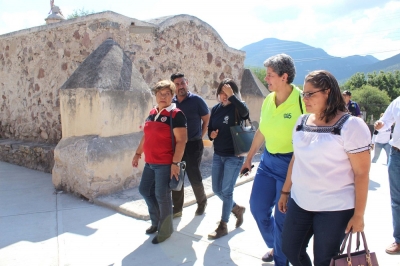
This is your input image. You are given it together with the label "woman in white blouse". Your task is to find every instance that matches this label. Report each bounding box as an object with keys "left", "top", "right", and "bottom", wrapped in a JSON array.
[{"left": 278, "top": 70, "right": 371, "bottom": 266}]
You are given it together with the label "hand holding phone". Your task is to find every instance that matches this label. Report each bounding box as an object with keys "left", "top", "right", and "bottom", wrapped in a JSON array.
[{"left": 240, "top": 164, "right": 254, "bottom": 178}]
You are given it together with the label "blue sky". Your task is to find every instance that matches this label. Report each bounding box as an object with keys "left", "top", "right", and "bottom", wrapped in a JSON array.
[{"left": 0, "top": 0, "right": 399, "bottom": 60}]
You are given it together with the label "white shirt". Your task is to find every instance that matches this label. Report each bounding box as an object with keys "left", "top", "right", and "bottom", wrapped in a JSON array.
[
  {"left": 372, "top": 125, "right": 391, "bottom": 144},
  {"left": 378, "top": 96, "right": 400, "bottom": 149},
  {"left": 291, "top": 114, "right": 371, "bottom": 211}
]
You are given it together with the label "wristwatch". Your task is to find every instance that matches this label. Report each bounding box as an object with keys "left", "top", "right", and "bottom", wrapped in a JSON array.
[{"left": 172, "top": 162, "right": 181, "bottom": 166}]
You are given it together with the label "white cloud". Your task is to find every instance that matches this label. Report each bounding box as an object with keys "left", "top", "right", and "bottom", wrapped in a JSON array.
[
  {"left": 236, "top": 0, "right": 400, "bottom": 60},
  {"left": 0, "top": 11, "right": 44, "bottom": 35},
  {"left": 320, "top": 1, "right": 400, "bottom": 60},
  {"left": 1, "top": 0, "right": 399, "bottom": 60}
]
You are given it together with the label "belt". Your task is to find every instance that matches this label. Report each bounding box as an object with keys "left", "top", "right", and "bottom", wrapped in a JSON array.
[
  {"left": 393, "top": 146, "right": 400, "bottom": 152},
  {"left": 188, "top": 137, "right": 202, "bottom": 142}
]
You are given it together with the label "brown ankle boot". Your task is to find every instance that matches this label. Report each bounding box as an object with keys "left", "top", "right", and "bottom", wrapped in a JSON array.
[
  {"left": 231, "top": 204, "right": 245, "bottom": 228},
  {"left": 208, "top": 220, "right": 228, "bottom": 239}
]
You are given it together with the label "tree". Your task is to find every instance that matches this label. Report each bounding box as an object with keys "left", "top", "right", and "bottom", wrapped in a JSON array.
[
  {"left": 342, "top": 72, "right": 367, "bottom": 90},
  {"left": 343, "top": 71, "right": 400, "bottom": 101},
  {"left": 351, "top": 85, "right": 391, "bottom": 122},
  {"left": 367, "top": 71, "right": 400, "bottom": 100},
  {"left": 248, "top": 66, "right": 267, "bottom": 89},
  {"left": 67, "top": 8, "right": 95, "bottom": 19}
]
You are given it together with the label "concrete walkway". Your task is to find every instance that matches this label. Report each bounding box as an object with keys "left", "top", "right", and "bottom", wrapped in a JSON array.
[{"left": 0, "top": 153, "right": 399, "bottom": 265}]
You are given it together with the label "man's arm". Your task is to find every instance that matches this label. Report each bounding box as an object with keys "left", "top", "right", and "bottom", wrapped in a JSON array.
[
  {"left": 201, "top": 114, "right": 210, "bottom": 138},
  {"left": 375, "top": 100, "right": 396, "bottom": 130}
]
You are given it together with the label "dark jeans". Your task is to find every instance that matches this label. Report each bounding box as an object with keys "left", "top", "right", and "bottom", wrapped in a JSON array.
[
  {"left": 139, "top": 163, "right": 173, "bottom": 238},
  {"left": 282, "top": 198, "right": 354, "bottom": 266},
  {"left": 172, "top": 139, "right": 207, "bottom": 212}
]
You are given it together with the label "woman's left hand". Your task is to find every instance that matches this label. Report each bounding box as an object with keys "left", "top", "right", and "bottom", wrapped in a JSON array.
[
  {"left": 345, "top": 214, "right": 364, "bottom": 233},
  {"left": 171, "top": 164, "right": 180, "bottom": 180},
  {"left": 278, "top": 194, "right": 289, "bottom": 213}
]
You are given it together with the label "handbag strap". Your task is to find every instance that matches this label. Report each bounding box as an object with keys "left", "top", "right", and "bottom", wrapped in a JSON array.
[
  {"left": 346, "top": 231, "right": 353, "bottom": 259},
  {"left": 170, "top": 111, "right": 187, "bottom": 173},
  {"left": 298, "top": 94, "right": 304, "bottom": 114},
  {"left": 339, "top": 231, "right": 351, "bottom": 254},
  {"left": 340, "top": 230, "right": 372, "bottom": 261},
  {"left": 234, "top": 108, "right": 239, "bottom": 125},
  {"left": 356, "top": 231, "right": 360, "bottom": 251},
  {"left": 170, "top": 111, "right": 175, "bottom": 152},
  {"left": 235, "top": 107, "right": 253, "bottom": 127},
  {"left": 339, "top": 230, "right": 361, "bottom": 254},
  {"left": 360, "top": 232, "right": 371, "bottom": 255}
]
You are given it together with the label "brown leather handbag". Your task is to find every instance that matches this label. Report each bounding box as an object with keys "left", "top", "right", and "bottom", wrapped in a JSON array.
[{"left": 330, "top": 231, "right": 379, "bottom": 266}]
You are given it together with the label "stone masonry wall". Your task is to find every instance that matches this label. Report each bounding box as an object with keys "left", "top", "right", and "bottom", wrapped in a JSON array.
[
  {"left": 0, "top": 11, "right": 245, "bottom": 145},
  {"left": 0, "top": 139, "right": 55, "bottom": 172}
]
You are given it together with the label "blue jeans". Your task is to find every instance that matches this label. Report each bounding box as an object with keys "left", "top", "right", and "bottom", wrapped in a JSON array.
[
  {"left": 388, "top": 146, "right": 400, "bottom": 243},
  {"left": 139, "top": 163, "right": 173, "bottom": 238},
  {"left": 282, "top": 198, "right": 354, "bottom": 266},
  {"left": 372, "top": 142, "right": 391, "bottom": 164},
  {"left": 249, "top": 148, "right": 292, "bottom": 266},
  {"left": 211, "top": 154, "right": 244, "bottom": 223}
]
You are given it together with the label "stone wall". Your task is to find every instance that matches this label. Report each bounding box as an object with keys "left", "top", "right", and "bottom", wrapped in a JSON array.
[
  {"left": 0, "top": 11, "right": 245, "bottom": 144},
  {"left": 0, "top": 139, "right": 55, "bottom": 172}
]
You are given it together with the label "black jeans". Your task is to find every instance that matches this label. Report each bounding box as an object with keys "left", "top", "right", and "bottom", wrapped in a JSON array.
[
  {"left": 282, "top": 198, "right": 354, "bottom": 266},
  {"left": 172, "top": 139, "right": 207, "bottom": 212}
]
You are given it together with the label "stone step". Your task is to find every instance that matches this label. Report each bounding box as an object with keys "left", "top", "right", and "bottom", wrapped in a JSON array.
[{"left": 94, "top": 155, "right": 261, "bottom": 221}]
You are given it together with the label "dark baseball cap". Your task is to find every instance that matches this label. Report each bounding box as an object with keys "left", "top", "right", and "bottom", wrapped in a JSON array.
[{"left": 342, "top": 90, "right": 351, "bottom": 96}]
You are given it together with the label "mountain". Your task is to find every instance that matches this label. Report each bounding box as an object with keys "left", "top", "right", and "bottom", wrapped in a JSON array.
[
  {"left": 241, "top": 38, "right": 386, "bottom": 85},
  {"left": 362, "top": 53, "right": 400, "bottom": 73}
]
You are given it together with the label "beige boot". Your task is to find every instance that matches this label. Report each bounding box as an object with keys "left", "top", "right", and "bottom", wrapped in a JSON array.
[
  {"left": 208, "top": 220, "right": 228, "bottom": 239},
  {"left": 231, "top": 204, "right": 246, "bottom": 228}
]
